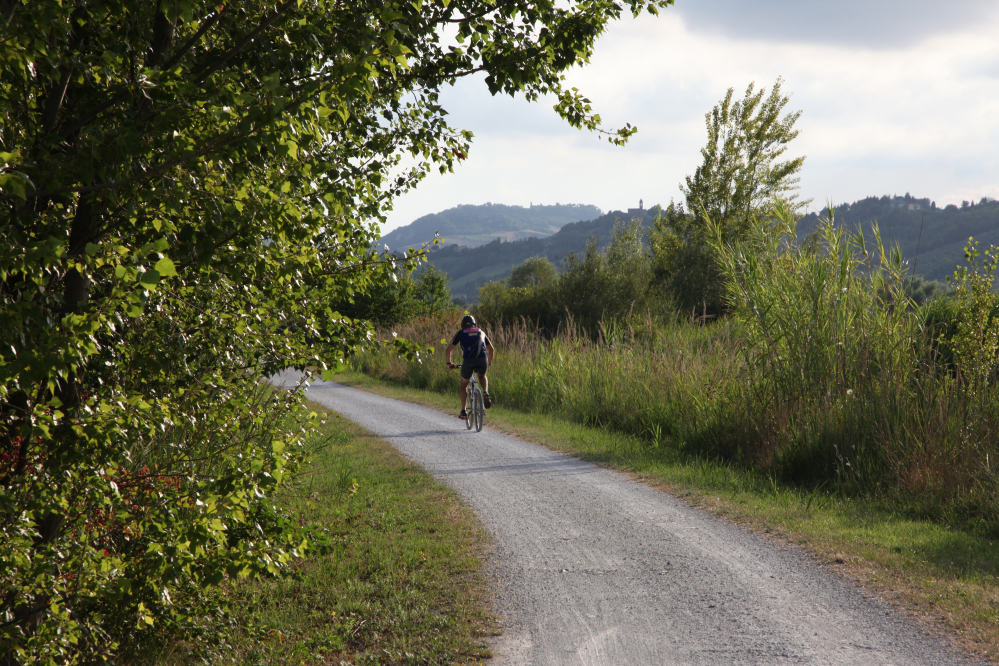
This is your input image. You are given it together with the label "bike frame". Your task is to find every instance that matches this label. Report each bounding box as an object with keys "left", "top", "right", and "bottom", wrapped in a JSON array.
[{"left": 451, "top": 364, "right": 485, "bottom": 432}]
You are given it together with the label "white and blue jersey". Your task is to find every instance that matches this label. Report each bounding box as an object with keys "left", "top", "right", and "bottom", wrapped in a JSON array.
[{"left": 450, "top": 327, "right": 491, "bottom": 359}]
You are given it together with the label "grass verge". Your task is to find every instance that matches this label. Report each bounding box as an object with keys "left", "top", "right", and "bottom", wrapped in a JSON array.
[
  {"left": 217, "top": 401, "right": 497, "bottom": 665},
  {"left": 334, "top": 370, "right": 999, "bottom": 663}
]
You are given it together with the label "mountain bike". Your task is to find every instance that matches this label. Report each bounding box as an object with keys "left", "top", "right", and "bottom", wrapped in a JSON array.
[{"left": 449, "top": 365, "right": 485, "bottom": 432}]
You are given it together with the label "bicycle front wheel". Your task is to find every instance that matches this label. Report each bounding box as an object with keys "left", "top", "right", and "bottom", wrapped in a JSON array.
[{"left": 473, "top": 388, "right": 484, "bottom": 432}]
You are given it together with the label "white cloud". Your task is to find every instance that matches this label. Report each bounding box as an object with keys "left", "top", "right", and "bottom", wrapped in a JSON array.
[
  {"left": 382, "top": 5, "right": 999, "bottom": 233},
  {"left": 675, "top": 0, "right": 999, "bottom": 49}
]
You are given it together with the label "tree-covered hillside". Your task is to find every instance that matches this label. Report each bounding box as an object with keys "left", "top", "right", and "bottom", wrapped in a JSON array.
[
  {"left": 427, "top": 207, "right": 656, "bottom": 300},
  {"left": 380, "top": 202, "right": 602, "bottom": 249},
  {"left": 435, "top": 193, "right": 999, "bottom": 302},
  {"left": 798, "top": 194, "right": 999, "bottom": 282}
]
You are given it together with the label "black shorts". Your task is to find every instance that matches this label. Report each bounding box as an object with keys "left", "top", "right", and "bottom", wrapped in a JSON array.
[{"left": 460, "top": 357, "right": 488, "bottom": 380}]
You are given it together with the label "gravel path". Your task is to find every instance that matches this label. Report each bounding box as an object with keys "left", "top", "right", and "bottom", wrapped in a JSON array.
[{"left": 273, "top": 372, "right": 977, "bottom": 666}]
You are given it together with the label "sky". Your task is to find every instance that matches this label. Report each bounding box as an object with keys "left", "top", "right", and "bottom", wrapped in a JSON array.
[{"left": 380, "top": 0, "right": 999, "bottom": 234}]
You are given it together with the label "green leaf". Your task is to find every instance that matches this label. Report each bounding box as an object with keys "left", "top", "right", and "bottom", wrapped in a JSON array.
[
  {"left": 138, "top": 269, "right": 160, "bottom": 289},
  {"left": 262, "top": 72, "right": 280, "bottom": 91},
  {"left": 153, "top": 257, "right": 178, "bottom": 277},
  {"left": 0, "top": 172, "right": 28, "bottom": 200}
]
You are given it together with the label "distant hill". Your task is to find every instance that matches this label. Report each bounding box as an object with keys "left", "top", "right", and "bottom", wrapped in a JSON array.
[
  {"left": 424, "top": 207, "right": 657, "bottom": 301},
  {"left": 797, "top": 194, "right": 999, "bottom": 282},
  {"left": 380, "top": 202, "right": 602, "bottom": 250}
]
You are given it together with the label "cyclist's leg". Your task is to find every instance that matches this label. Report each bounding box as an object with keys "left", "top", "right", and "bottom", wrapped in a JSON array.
[
  {"left": 474, "top": 357, "right": 489, "bottom": 393},
  {"left": 474, "top": 359, "right": 491, "bottom": 407},
  {"left": 477, "top": 372, "right": 492, "bottom": 408}
]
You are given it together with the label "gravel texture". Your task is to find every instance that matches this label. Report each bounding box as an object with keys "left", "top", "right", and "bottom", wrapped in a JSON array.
[{"left": 273, "top": 372, "right": 977, "bottom": 666}]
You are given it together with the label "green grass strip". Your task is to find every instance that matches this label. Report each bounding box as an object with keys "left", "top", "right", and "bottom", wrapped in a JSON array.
[
  {"left": 219, "top": 404, "right": 497, "bottom": 665},
  {"left": 335, "top": 370, "right": 999, "bottom": 664}
]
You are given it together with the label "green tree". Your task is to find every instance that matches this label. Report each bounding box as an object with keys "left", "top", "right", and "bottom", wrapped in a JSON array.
[
  {"left": 651, "top": 78, "right": 807, "bottom": 315},
  {"left": 477, "top": 220, "right": 661, "bottom": 335},
  {"left": 335, "top": 264, "right": 451, "bottom": 324},
  {"left": 508, "top": 255, "right": 558, "bottom": 288},
  {"left": 0, "top": 0, "right": 669, "bottom": 660},
  {"left": 336, "top": 268, "right": 419, "bottom": 325},
  {"left": 559, "top": 219, "right": 656, "bottom": 333},
  {"left": 412, "top": 264, "right": 453, "bottom": 318}
]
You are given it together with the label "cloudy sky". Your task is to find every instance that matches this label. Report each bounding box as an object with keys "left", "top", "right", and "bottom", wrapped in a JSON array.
[{"left": 381, "top": 0, "right": 999, "bottom": 234}]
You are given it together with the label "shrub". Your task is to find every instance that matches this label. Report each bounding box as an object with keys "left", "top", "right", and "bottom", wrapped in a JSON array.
[
  {"left": 709, "top": 205, "right": 999, "bottom": 506},
  {"left": 947, "top": 240, "right": 999, "bottom": 399}
]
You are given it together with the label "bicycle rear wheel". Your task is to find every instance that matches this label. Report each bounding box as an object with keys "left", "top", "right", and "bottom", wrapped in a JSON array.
[
  {"left": 473, "top": 388, "right": 484, "bottom": 432},
  {"left": 465, "top": 388, "right": 473, "bottom": 430}
]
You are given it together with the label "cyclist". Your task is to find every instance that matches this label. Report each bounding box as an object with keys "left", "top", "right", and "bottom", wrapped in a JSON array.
[{"left": 445, "top": 314, "right": 494, "bottom": 420}]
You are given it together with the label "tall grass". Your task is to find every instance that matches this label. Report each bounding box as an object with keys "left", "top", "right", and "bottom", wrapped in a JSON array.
[
  {"left": 355, "top": 213, "right": 999, "bottom": 531},
  {"left": 711, "top": 207, "right": 999, "bottom": 516}
]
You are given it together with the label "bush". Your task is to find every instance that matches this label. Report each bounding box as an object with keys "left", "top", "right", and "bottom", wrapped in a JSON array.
[
  {"left": 947, "top": 241, "right": 999, "bottom": 395},
  {"left": 0, "top": 364, "right": 317, "bottom": 665},
  {"left": 709, "top": 205, "right": 999, "bottom": 505},
  {"left": 648, "top": 202, "right": 727, "bottom": 317}
]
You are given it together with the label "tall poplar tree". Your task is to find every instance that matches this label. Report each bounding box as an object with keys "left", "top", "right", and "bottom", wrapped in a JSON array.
[{"left": 651, "top": 78, "right": 807, "bottom": 315}]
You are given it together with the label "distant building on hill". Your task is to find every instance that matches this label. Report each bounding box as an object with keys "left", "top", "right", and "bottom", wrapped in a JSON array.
[
  {"left": 627, "top": 199, "right": 644, "bottom": 217},
  {"left": 888, "top": 194, "right": 929, "bottom": 212}
]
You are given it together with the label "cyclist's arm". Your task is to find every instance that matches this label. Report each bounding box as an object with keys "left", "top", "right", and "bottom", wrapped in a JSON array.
[
  {"left": 486, "top": 342, "right": 495, "bottom": 366},
  {"left": 445, "top": 343, "right": 457, "bottom": 366}
]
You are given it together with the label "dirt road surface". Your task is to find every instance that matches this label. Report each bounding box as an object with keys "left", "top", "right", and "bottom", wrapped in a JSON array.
[{"left": 273, "top": 372, "right": 977, "bottom": 666}]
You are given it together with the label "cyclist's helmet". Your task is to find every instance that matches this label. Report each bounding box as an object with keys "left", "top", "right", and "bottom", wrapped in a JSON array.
[{"left": 461, "top": 314, "right": 476, "bottom": 329}]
